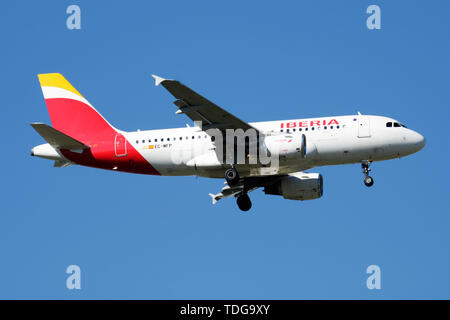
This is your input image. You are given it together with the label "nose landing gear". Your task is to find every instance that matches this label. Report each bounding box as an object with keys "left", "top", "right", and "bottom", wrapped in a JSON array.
[
  {"left": 364, "top": 175, "right": 374, "bottom": 187},
  {"left": 362, "top": 161, "right": 374, "bottom": 187}
]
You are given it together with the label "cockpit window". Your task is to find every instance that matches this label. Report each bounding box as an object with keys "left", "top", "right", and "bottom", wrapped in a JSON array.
[
  {"left": 400, "top": 123, "right": 407, "bottom": 128},
  {"left": 387, "top": 121, "right": 407, "bottom": 128}
]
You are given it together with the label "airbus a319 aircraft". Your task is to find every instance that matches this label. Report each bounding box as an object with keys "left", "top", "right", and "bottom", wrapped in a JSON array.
[{"left": 30, "top": 73, "right": 426, "bottom": 211}]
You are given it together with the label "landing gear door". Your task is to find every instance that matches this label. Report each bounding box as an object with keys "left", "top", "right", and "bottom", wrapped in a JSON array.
[
  {"left": 115, "top": 133, "right": 127, "bottom": 157},
  {"left": 357, "top": 116, "right": 371, "bottom": 138}
]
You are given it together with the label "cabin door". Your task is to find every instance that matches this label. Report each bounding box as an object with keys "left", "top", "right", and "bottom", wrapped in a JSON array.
[
  {"left": 357, "top": 116, "right": 371, "bottom": 138},
  {"left": 115, "top": 133, "right": 127, "bottom": 157}
]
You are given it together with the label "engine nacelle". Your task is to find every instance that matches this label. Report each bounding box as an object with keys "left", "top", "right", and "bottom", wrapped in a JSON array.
[
  {"left": 263, "top": 134, "right": 306, "bottom": 159},
  {"left": 264, "top": 172, "right": 323, "bottom": 200}
]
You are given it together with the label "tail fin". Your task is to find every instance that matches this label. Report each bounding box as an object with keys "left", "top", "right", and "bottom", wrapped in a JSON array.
[{"left": 37, "top": 73, "right": 116, "bottom": 144}]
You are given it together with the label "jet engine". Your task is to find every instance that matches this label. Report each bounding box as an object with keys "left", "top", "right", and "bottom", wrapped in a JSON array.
[
  {"left": 264, "top": 172, "right": 323, "bottom": 200},
  {"left": 263, "top": 134, "right": 306, "bottom": 159}
]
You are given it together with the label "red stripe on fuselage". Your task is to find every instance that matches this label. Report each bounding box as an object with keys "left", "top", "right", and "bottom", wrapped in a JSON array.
[{"left": 45, "top": 98, "right": 160, "bottom": 175}]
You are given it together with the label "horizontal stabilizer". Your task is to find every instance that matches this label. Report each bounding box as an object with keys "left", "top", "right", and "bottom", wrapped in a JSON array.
[
  {"left": 54, "top": 160, "right": 71, "bottom": 167},
  {"left": 30, "top": 123, "right": 89, "bottom": 150}
]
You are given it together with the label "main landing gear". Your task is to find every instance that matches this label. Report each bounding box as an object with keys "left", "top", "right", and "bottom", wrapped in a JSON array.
[
  {"left": 224, "top": 168, "right": 252, "bottom": 211},
  {"left": 225, "top": 167, "right": 240, "bottom": 186},
  {"left": 362, "top": 161, "right": 374, "bottom": 187},
  {"left": 236, "top": 193, "right": 252, "bottom": 211}
]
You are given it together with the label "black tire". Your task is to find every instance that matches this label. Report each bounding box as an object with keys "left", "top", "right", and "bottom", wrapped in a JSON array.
[
  {"left": 237, "top": 194, "right": 252, "bottom": 211},
  {"left": 225, "top": 168, "right": 239, "bottom": 185},
  {"left": 364, "top": 176, "right": 374, "bottom": 187}
]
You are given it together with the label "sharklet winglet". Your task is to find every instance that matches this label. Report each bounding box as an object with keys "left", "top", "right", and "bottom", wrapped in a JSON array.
[
  {"left": 152, "top": 74, "right": 167, "bottom": 86},
  {"left": 208, "top": 193, "right": 218, "bottom": 205}
]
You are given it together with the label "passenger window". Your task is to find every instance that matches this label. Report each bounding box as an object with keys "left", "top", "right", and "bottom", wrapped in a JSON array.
[
  {"left": 299, "top": 128, "right": 302, "bottom": 131},
  {"left": 148, "top": 139, "right": 151, "bottom": 142},
  {"left": 161, "top": 138, "right": 164, "bottom": 142},
  {"left": 179, "top": 137, "right": 182, "bottom": 140},
  {"left": 142, "top": 140, "right": 145, "bottom": 143},
  {"left": 311, "top": 127, "right": 315, "bottom": 131},
  {"left": 324, "top": 126, "right": 327, "bottom": 130},
  {"left": 386, "top": 122, "right": 392, "bottom": 127},
  {"left": 337, "top": 125, "right": 340, "bottom": 129},
  {"left": 305, "top": 128, "right": 308, "bottom": 131},
  {"left": 330, "top": 126, "right": 333, "bottom": 129},
  {"left": 286, "top": 129, "right": 290, "bottom": 133},
  {"left": 280, "top": 129, "right": 283, "bottom": 132},
  {"left": 136, "top": 140, "right": 139, "bottom": 144},
  {"left": 394, "top": 122, "right": 400, "bottom": 127},
  {"left": 167, "top": 138, "right": 170, "bottom": 141},
  {"left": 192, "top": 136, "right": 195, "bottom": 139}
]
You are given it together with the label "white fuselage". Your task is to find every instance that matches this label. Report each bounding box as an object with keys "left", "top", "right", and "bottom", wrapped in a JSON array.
[{"left": 120, "top": 114, "right": 425, "bottom": 178}]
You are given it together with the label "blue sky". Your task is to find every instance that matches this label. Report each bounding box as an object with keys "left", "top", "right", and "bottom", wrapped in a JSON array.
[{"left": 1, "top": 0, "right": 449, "bottom": 299}]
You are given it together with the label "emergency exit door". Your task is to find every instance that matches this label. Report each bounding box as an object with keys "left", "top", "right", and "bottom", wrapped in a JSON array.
[
  {"left": 115, "top": 133, "right": 127, "bottom": 157},
  {"left": 357, "top": 116, "right": 371, "bottom": 138}
]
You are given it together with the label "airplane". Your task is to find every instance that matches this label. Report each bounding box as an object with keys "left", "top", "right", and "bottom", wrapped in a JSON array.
[{"left": 30, "top": 73, "right": 426, "bottom": 211}]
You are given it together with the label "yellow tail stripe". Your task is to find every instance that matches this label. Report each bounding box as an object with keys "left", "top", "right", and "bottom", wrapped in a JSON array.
[{"left": 37, "top": 73, "right": 84, "bottom": 98}]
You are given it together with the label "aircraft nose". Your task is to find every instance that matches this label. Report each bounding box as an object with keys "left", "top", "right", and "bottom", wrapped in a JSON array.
[{"left": 410, "top": 131, "right": 426, "bottom": 151}]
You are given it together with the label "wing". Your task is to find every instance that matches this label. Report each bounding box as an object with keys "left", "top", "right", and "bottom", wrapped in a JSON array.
[
  {"left": 209, "top": 182, "right": 259, "bottom": 204},
  {"left": 208, "top": 175, "right": 283, "bottom": 204},
  {"left": 152, "top": 75, "right": 258, "bottom": 133}
]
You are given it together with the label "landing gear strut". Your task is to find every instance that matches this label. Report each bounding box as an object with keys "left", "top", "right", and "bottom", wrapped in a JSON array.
[
  {"left": 362, "top": 161, "right": 374, "bottom": 187},
  {"left": 225, "top": 167, "right": 240, "bottom": 186},
  {"left": 236, "top": 193, "right": 252, "bottom": 211}
]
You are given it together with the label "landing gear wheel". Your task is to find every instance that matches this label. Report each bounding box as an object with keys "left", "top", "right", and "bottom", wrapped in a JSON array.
[
  {"left": 236, "top": 194, "right": 252, "bottom": 211},
  {"left": 364, "top": 175, "right": 374, "bottom": 187},
  {"left": 361, "top": 161, "right": 374, "bottom": 187},
  {"left": 225, "top": 168, "right": 240, "bottom": 186}
]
